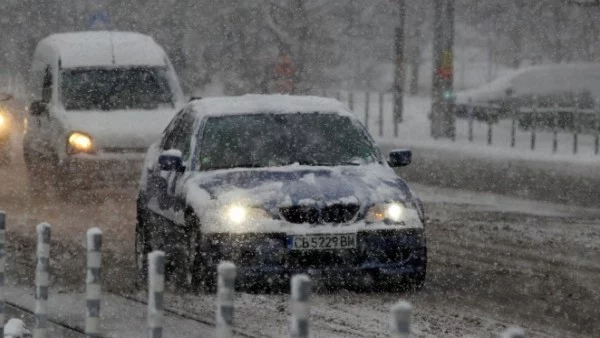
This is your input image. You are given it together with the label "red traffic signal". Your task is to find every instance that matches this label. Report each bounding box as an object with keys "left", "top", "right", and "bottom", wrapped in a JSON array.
[{"left": 437, "top": 67, "right": 453, "bottom": 80}]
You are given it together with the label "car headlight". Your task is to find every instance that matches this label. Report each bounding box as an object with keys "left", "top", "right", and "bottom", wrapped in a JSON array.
[
  {"left": 0, "top": 110, "right": 9, "bottom": 129},
  {"left": 67, "top": 132, "right": 94, "bottom": 154},
  {"left": 365, "top": 202, "right": 412, "bottom": 224},
  {"left": 221, "top": 205, "right": 271, "bottom": 230}
]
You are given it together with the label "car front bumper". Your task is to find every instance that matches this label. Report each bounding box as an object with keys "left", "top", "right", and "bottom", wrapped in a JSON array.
[{"left": 201, "top": 228, "right": 426, "bottom": 286}]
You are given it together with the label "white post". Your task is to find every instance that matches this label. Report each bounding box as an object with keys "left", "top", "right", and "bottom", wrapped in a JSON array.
[
  {"left": 290, "top": 274, "right": 311, "bottom": 338},
  {"left": 0, "top": 211, "right": 5, "bottom": 338},
  {"left": 34, "top": 223, "right": 51, "bottom": 338},
  {"left": 216, "top": 261, "right": 236, "bottom": 338},
  {"left": 390, "top": 301, "right": 412, "bottom": 338},
  {"left": 148, "top": 251, "right": 165, "bottom": 338},
  {"left": 86, "top": 228, "right": 103, "bottom": 338},
  {"left": 502, "top": 327, "right": 525, "bottom": 338}
]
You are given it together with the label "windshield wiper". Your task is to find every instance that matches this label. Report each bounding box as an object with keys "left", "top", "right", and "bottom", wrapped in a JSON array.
[
  {"left": 279, "top": 160, "right": 362, "bottom": 167},
  {"left": 202, "top": 163, "right": 264, "bottom": 170}
]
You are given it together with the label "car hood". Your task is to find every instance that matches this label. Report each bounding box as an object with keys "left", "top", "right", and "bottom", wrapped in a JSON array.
[
  {"left": 187, "top": 164, "right": 413, "bottom": 212},
  {"left": 57, "top": 107, "right": 178, "bottom": 149}
]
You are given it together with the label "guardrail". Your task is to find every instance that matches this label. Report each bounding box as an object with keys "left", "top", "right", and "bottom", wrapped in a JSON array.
[
  {"left": 316, "top": 89, "right": 600, "bottom": 155},
  {"left": 0, "top": 211, "right": 525, "bottom": 337},
  {"left": 454, "top": 98, "right": 600, "bottom": 154}
]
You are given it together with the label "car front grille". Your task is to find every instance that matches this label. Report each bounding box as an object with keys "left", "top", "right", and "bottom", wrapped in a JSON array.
[{"left": 279, "top": 204, "right": 359, "bottom": 224}]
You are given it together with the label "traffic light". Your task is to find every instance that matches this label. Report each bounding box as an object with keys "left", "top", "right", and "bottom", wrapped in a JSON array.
[{"left": 442, "top": 90, "right": 455, "bottom": 100}]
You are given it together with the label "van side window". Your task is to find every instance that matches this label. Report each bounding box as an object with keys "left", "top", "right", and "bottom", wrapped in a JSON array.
[{"left": 41, "top": 66, "right": 52, "bottom": 103}]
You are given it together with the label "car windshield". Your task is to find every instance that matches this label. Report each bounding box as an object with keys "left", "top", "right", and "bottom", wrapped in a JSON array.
[
  {"left": 198, "top": 113, "right": 381, "bottom": 170},
  {"left": 60, "top": 67, "right": 173, "bottom": 110}
]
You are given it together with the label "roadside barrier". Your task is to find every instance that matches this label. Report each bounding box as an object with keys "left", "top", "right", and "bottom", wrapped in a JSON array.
[
  {"left": 0, "top": 213, "right": 526, "bottom": 337},
  {"left": 321, "top": 89, "right": 600, "bottom": 155}
]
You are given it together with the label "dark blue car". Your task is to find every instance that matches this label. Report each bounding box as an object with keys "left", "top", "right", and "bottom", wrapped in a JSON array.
[{"left": 135, "top": 94, "right": 427, "bottom": 291}]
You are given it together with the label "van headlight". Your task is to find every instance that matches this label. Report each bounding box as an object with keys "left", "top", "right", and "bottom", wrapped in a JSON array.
[
  {"left": 365, "top": 202, "right": 411, "bottom": 224},
  {"left": 67, "top": 132, "right": 94, "bottom": 154},
  {"left": 221, "top": 205, "right": 270, "bottom": 230}
]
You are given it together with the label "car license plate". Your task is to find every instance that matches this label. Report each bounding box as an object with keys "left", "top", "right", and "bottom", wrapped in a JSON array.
[{"left": 287, "top": 233, "right": 357, "bottom": 250}]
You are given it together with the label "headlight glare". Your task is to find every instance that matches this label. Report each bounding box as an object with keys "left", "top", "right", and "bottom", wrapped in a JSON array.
[
  {"left": 0, "top": 114, "right": 5, "bottom": 127},
  {"left": 227, "top": 205, "right": 247, "bottom": 224},
  {"left": 365, "top": 202, "right": 409, "bottom": 224},
  {"left": 67, "top": 132, "right": 93, "bottom": 153},
  {"left": 222, "top": 205, "right": 270, "bottom": 229}
]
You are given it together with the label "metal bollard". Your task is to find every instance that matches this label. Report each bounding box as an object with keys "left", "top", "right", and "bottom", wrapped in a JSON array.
[
  {"left": 364, "top": 91, "right": 370, "bottom": 131},
  {"left": 393, "top": 92, "right": 400, "bottom": 138},
  {"left": 379, "top": 92, "right": 384, "bottom": 137},
  {"left": 467, "top": 103, "right": 474, "bottom": 143},
  {"left": 595, "top": 99, "right": 600, "bottom": 155},
  {"left": 501, "top": 327, "right": 525, "bottom": 338},
  {"left": 390, "top": 301, "right": 412, "bottom": 338},
  {"left": 86, "top": 228, "right": 103, "bottom": 338},
  {"left": 531, "top": 96, "right": 537, "bottom": 151},
  {"left": 290, "top": 274, "right": 311, "bottom": 338},
  {"left": 148, "top": 251, "right": 165, "bottom": 338},
  {"left": 0, "top": 211, "right": 5, "bottom": 338},
  {"left": 34, "top": 223, "right": 51, "bottom": 338},
  {"left": 487, "top": 120, "right": 493, "bottom": 145},
  {"left": 573, "top": 96, "right": 579, "bottom": 155},
  {"left": 552, "top": 104, "right": 559, "bottom": 154},
  {"left": 216, "top": 261, "right": 236, "bottom": 338}
]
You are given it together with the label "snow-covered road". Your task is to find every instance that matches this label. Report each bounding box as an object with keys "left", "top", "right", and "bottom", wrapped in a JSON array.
[{"left": 0, "top": 149, "right": 598, "bottom": 337}]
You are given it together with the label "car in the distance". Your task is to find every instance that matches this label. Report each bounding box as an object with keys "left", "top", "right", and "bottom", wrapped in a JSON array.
[
  {"left": 454, "top": 63, "right": 600, "bottom": 131},
  {"left": 23, "top": 31, "right": 185, "bottom": 199},
  {"left": 136, "top": 94, "right": 427, "bottom": 291}
]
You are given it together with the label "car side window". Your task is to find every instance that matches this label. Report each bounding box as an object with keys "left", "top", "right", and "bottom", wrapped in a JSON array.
[
  {"left": 171, "top": 112, "right": 196, "bottom": 160},
  {"left": 161, "top": 109, "right": 185, "bottom": 150},
  {"left": 41, "top": 66, "right": 52, "bottom": 103}
]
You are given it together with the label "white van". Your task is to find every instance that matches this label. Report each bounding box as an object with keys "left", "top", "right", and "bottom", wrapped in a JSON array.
[{"left": 24, "top": 31, "right": 185, "bottom": 198}]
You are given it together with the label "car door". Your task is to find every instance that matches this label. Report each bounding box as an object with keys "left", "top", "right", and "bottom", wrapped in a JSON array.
[
  {"left": 164, "top": 111, "right": 197, "bottom": 221},
  {"left": 146, "top": 109, "right": 186, "bottom": 216}
]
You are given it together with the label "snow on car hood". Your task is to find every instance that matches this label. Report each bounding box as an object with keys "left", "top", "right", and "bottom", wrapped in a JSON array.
[
  {"left": 57, "top": 108, "right": 177, "bottom": 149},
  {"left": 186, "top": 164, "right": 413, "bottom": 214}
]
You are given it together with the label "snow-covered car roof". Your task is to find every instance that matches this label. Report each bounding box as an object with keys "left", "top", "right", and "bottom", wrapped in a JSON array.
[
  {"left": 38, "top": 31, "right": 168, "bottom": 68},
  {"left": 190, "top": 94, "right": 353, "bottom": 118},
  {"left": 455, "top": 63, "right": 600, "bottom": 104}
]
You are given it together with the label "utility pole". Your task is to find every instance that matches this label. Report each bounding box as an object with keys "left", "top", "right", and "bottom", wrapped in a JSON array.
[
  {"left": 393, "top": 0, "right": 406, "bottom": 137},
  {"left": 430, "top": 0, "right": 456, "bottom": 139}
]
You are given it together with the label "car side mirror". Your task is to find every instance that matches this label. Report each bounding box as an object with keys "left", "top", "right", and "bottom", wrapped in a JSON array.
[
  {"left": 388, "top": 149, "right": 412, "bottom": 167},
  {"left": 158, "top": 149, "right": 185, "bottom": 172},
  {"left": 30, "top": 100, "right": 49, "bottom": 117}
]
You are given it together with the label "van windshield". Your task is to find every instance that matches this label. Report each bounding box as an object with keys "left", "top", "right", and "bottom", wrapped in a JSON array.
[{"left": 60, "top": 67, "right": 173, "bottom": 111}]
